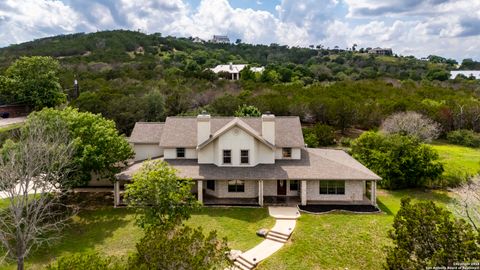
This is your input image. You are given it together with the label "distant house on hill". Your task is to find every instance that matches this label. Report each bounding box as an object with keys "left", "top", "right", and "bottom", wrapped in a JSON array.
[
  {"left": 192, "top": 37, "right": 205, "bottom": 43},
  {"left": 210, "top": 35, "right": 230, "bottom": 44},
  {"left": 210, "top": 63, "right": 264, "bottom": 80},
  {"left": 368, "top": 47, "right": 393, "bottom": 56}
]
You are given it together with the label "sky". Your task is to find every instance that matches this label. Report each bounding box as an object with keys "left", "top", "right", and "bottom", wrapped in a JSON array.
[{"left": 0, "top": 0, "right": 479, "bottom": 61}]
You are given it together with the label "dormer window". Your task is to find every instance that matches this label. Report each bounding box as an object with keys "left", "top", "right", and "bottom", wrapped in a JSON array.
[
  {"left": 176, "top": 148, "right": 185, "bottom": 158},
  {"left": 241, "top": 150, "right": 249, "bottom": 164},
  {"left": 223, "top": 150, "right": 231, "bottom": 164},
  {"left": 282, "top": 148, "right": 292, "bottom": 158}
]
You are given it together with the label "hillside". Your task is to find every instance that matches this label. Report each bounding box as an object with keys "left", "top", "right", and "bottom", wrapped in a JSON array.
[{"left": 0, "top": 30, "right": 479, "bottom": 135}]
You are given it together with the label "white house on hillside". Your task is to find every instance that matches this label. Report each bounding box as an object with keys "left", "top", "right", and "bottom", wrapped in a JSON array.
[
  {"left": 116, "top": 113, "right": 381, "bottom": 207},
  {"left": 210, "top": 63, "right": 265, "bottom": 80},
  {"left": 210, "top": 35, "right": 230, "bottom": 44}
]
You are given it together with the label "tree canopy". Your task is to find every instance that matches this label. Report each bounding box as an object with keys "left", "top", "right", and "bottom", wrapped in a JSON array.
[
  {"left": 124, "top": 160, "right": 199, "bottom": 228},
  {"left": 351, "top": 132, "right": 444, "bottom": 189},
  {"left": 0, "top": 56, "right": 65, "bottom": 109},
  {"left": 25, "top": 107, "right": 133, "bottom": 188},
  {"left": 385, "top": 198, "right": 480, "bottom": 269}
]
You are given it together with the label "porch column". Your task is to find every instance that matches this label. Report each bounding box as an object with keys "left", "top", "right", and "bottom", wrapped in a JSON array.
[
  {"left": 301, "top": 180, "right": 307, "bottom": 206},
  {"left": 258, "top": 180, "right": 264, "bottom": 206},
  {"left": 371, "top": 181, "right": 377, "bottom": 206},
  {"left": 114, "top": 181, "right": 120, "bottom": 208},
  {"left": 197, "top": 180, "right": 203, "bottom": 204}
]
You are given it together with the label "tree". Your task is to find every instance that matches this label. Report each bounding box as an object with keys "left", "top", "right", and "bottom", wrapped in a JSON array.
[
  {"left": 0, "top": 56, "right": 66, "bottom": 110},
  {"left": 129, "top": 225, "right": 230, "bottom": 269},
  {"left": 234, "top": 104, "right": 262, "bottom": 117},
  {"left": 302, "top": 129, "right": 319, "bottom": 148},
  {"left": 381, "top": 111, "right": 441, "bottom": 142},
  {"left": 0, "top": 118, "right": 76, "bottom": 270},
  {"left": 351, "top": 132, "right": 444, "bottom": 189},
  {"left": 26, "top": 107, "right": 134, "bottom": 188},
  {"left": 385, "top": 198, "right": 480, "bottom": 269},
  {"left": 124, "top": 160, "right": 199, "bottom": 228},
  {"left": 46, "top": 252, "right": 122, "bottom": 270}
]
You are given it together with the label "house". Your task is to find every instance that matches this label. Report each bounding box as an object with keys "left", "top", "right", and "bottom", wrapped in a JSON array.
[
  {"left": 116, "top": 113, "right": 380, "bottom": 207},
  {"left": 210, "top": 63, "right": 264, "bottom": 80},
  {"left": 210, "top": 35, "right": 230, "bottom": 44},
  {"left": 192, "top": 37, "right": 205, "bottom": 43},
  {"left": 368, "top": 47, "right": 393, "bottom": 56}
]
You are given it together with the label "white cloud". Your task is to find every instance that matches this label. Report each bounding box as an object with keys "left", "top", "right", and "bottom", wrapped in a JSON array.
[
  {"left": 0, "top": 0, "right": 479, "bottom": 60},
  {"left": 0, "top": 0, "right": 83, "bottom": 46}
]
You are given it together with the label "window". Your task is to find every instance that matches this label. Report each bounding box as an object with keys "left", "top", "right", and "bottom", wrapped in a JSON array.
[
  {"left": 223, "top": 150, "right": 231, "bottom": 164},
  {"left": 290, "top": 180, "right": 299, "bottom": 191},
  {"left": 206, "top": 180, "right": 215, "bottom": 191},
  {"left": 240, "top": 150, "right": 249, "bottom": 164},
  {"left": 282, "top": 148, "right": 292, "bottom": 158},
  {"left": 228, "top": 180, "right": 245, "bottom": 192},
  {"left": 176, "top": 148, "right": 185, "bottom": 158},
  {"left": 320, "top": 181, "right": 345, "bottom": 195}
]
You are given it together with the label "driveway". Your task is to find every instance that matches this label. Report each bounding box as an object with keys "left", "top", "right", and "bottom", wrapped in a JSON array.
[{"left": 0, "top": 116, "right": 26, "bottom": 127}]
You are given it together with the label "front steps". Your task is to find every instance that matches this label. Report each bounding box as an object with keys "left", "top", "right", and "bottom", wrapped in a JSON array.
[
  {"left": 265, "top": 230, "right": 290, "bottom": 243},
  {"left": 233, "top": 255, "right": 256, "bottom": 270}
]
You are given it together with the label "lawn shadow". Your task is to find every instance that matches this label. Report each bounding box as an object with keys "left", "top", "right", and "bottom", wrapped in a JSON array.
[
  {"left": 376, "top": 200, "right": 394, "bottom": 216},
  {"left": 26, "top": 207, "right": 134, "bottom": 266},
  {"left": 194, "top": 206, "right": 272, "bottom": 223}
]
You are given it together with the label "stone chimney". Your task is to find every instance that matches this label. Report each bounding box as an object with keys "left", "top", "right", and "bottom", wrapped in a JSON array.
[
  {"left": 229, "top": 62, "right": 233, "bottom": 70},
  {"left": 261, "top": 112, "right": 275, "bottom": 145},
  {"left": 197, "top": 112, "right": 211, "bottom": 145}
]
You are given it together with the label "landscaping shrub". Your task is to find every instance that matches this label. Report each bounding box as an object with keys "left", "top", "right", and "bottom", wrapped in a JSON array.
[
  {"left": 46, "top": 252, "right": 123, "bottom": 270},
  {"left": 339, "top": 137, "right": 353, "bottom": 147},
  {"left": 381, "top": 111, "right": 441, "bottom": 142},
  {"left": 351, "top": 132, "right": 444, "bottom": 189},
  {"left": 128, "top": 225, "right": 230, "bottom": 269},
  {"left": 447, "top": 129, "right": 480, "bottom": 148},
  {"left": 303, "top": 123, "right": 335, "bottom": 147},
  {"left": 385, "top": 198, "right": 480, "bottom": 269}
]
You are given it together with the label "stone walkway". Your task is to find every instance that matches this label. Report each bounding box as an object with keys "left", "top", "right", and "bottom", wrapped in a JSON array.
[{"left": 232, "top": 207, "right": 300, "bottom": 270}]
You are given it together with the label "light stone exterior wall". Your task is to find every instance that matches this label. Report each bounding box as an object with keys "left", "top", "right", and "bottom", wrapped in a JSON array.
[
  {"left": 263, "top": 180, "right": 299, "bottom": 196},
  {"left": 204, "top": 180, "right": 258, "bottom": 198},
  {"left": 274, "top": 148, "right": 301, "bottom": 160},
  {"left": 133, "top": 144, "right": 163, "bottom": 161},
  {"left": 164, "top": 148, "right": 197, "bottom": 159},
  {"left": 306, "top": 180, "right": 365, "bottom": 201}
]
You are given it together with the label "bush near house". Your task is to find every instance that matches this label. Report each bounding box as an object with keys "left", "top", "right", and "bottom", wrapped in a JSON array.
[
  {"left": 351, "top": 132, "right": 444, "bottom": 189},
  {"left": 25, "top": 107, "right": 134, "bottom": 188},
  {"left": 303, "top": 123, "right": 336, "bottom": 147},
  {"left": 447, "top": 129, "right": 480, "bottom": 148},
  {"left": 385, "top": 198, "right": 480, "bottom": 269}
]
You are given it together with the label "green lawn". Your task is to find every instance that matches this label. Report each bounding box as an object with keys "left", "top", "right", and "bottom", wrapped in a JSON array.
[
  {"left": 432, "top": 143, "right": 480, "bottom": 177},
  {"left": 258, "top": 189, "right": 452, "bottom": 270},
  {"left": 0, "top": 190, "right": 453, "bottom": 270},
  {"left": 0, "top": 207, "right": 273, "bottom": 269},
  {"left": 186, "top": 207, "right": 275, "bottom": 251}
]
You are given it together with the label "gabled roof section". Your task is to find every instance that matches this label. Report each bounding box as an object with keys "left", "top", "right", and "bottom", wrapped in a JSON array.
[
  {"left": 129, "top": 122, "right": 164, "bottom": 144},
  {"left": 158, "top": 116, "right": 304, "bottom": 148},
  {"left": 197, "top": 118, "right": 274, "bottom": 149}
]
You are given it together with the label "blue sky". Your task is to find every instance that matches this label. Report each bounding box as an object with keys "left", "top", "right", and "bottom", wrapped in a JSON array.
[{"left": 0, "top": 0, "right": 479, "bottom": 61}]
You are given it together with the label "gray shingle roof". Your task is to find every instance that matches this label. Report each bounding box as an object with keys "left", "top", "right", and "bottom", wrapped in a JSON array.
[
  {"left": 158, "top": 116, "right": 304, "bottom": 148},
  {"left": 116, "top": 148, "right": 381, "bottom": 181},
  {"left": 129, "top": 122, "right": 164, "bottom": 144}
]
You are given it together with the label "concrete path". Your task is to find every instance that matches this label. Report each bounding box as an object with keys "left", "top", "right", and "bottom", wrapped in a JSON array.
[
  {"left": 0, "top": 116, "right": 26, "bottom": 127},
  {"left": 232, "top": 207, "right": 300, "bottom": 270}
]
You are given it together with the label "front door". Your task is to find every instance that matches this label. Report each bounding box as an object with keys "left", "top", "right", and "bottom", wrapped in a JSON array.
[{"left": 277, "top": 180, "right": 287, "bottom": 195}]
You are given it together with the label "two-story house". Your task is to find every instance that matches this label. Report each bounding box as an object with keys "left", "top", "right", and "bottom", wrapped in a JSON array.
[{"left": 115, "top": 113, "right": 381, "bottom": 207}]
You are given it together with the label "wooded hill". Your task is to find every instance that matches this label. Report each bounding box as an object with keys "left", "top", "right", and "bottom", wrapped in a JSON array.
[{"left": 0, "top": 30, "right": 479, "bottom": 135}]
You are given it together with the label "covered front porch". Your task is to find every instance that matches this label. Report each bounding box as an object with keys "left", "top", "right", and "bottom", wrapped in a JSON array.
[{"left": 194, "top": 179, "right": 378, "bottom": 207}]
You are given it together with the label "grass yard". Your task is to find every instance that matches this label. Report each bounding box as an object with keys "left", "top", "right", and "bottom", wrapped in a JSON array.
[
  {"left": 432, "top": 143, "right": 480, "bottom": 177},
  {"left": 0, "top": 207, "right": 273, "bottom": 269},
  {"left": 186, "top": 207, "right": 275, "bottom": 251},
  {"left": 258, "top": 189, "right": 452, "bottom": 270}
]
